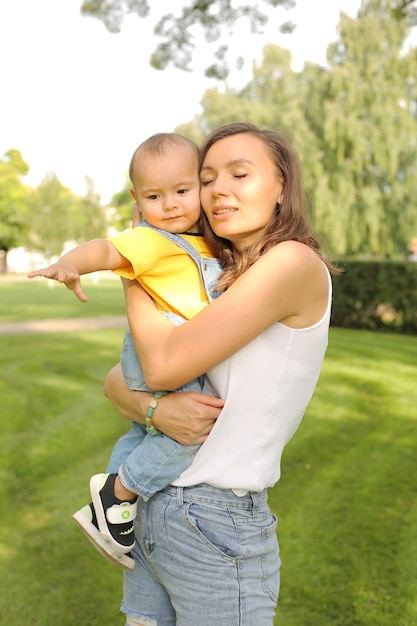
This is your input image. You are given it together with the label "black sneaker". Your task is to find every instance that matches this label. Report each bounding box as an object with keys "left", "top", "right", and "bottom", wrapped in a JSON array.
[
  {"left": 90, "top": 473, "right": 137, "bottom": 553},
  {"left": 73, "top": 502, "right": 135, "bottom": 570}
]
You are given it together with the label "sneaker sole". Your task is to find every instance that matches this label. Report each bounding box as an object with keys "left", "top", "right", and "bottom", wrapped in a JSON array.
[
  {"left": 72, "top": 509, "right": 135, "bottom": 571},
  {"left": 90, "top": 474, "right": 135, "bottom": 553}
]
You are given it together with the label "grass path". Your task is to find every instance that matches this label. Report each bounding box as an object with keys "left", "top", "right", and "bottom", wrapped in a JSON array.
[{"left": 0, "top": 315, "right": 127, "bottom": 335}]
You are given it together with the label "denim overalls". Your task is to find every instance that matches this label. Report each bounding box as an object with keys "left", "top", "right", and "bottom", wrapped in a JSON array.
[{"left": 107, "top": 222, "right": 222, "bottom": 500}]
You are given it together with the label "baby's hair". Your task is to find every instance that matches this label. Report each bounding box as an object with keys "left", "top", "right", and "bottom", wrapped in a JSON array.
[{"left": 129, "top": 133, "right": 199, "bottom": 185}]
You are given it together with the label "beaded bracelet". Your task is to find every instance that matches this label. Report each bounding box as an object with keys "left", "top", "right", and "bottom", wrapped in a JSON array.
[{"left": 145, "top": 390, "right": 168, "bottom": 436}]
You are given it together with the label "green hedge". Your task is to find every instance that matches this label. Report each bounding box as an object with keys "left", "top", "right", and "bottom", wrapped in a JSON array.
[{"left": 331, "top": 260, "right": 417, "bottom": 335}]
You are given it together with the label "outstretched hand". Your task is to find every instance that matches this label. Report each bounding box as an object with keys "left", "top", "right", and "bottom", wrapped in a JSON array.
[{"left": 27, "top": 262, "right": 89, "bottom": 302}]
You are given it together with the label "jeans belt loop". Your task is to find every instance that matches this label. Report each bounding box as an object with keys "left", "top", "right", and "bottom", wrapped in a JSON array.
[
  {"left": 176, "top": 486, "right": 184, "bottom": 508},
  {"left": 250, "top": 490, "right": 260, "bottom": 512}
]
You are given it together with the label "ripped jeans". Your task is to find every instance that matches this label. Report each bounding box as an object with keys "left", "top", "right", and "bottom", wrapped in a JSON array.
[{"left": 121, "top": 483, "right": 280, "bottom": 625}]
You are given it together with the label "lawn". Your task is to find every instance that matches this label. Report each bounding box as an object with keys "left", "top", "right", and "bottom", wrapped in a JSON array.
[
  {"left": 1, "top": 278, "right": 416, "bottom": 625},
  {"left": 0, "top": 272, "right": 126, "bottom": 322}
]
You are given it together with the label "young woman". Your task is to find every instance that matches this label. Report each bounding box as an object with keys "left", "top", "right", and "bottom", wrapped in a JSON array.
[{"left": 104, "top": 122, "right": 337, "bottom": 625}]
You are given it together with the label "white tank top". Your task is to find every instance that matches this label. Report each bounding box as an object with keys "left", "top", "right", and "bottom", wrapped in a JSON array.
[{"left": 173, "top": 267, "right": 332, "bottom": 495}]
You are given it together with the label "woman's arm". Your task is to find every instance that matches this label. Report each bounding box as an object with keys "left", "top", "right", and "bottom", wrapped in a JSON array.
[
  {"left": 104, "top": 363, "right": 224, "bottom": 445},
  {"left": 104, "top": 363, "right": 152, "bottom": 421},
  {"left": 124, "top": 241, "right": 329, "bottom": 390}
]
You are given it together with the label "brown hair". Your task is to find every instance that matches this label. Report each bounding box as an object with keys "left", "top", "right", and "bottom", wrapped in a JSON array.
[
  {"left": 129, "top": 133, "right": 199, "bottom": 187},
  {"left": 199, "top": 123, "right": 339, "bottom": 291}
]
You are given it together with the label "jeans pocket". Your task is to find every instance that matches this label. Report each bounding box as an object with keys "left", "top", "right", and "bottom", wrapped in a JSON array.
[
  {"left": 184, "top": 502, "right": 243, "bottom": 562},
  {"left": 261, "top": 514, "right": 280, "bottom": 603}
]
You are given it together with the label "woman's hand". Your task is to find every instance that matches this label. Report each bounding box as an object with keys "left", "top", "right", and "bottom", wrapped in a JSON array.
[
  {"left": 104, "top": 363, "right": 224, "bottom": 446},
  {"left": 152, "top": 391, "right": 224, "bottom": 445}
]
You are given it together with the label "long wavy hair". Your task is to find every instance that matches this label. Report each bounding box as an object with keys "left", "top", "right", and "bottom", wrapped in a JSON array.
[{"left": 199, "top": 123, "right": 339, "bottom": 292}]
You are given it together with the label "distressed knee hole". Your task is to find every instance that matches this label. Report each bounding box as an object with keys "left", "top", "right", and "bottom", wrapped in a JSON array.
[{"left": 126, "top": 614, "right": 157, "bottom": 626}]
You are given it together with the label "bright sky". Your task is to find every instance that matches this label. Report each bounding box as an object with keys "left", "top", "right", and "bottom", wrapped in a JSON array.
[{"left": 0, "top": 0, "right": 361, "bottom": 204}]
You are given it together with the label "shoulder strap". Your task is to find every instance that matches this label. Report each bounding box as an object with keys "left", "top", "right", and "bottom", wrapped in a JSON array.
[
  {"left": 139, "top": 220, "right": 208, "bottom": 265},
  {"left": 138, "top": 221, "right": 203, "bottom": 265},
  {"left": 138, "top": 221, "right": 221, "bottom": 301}
]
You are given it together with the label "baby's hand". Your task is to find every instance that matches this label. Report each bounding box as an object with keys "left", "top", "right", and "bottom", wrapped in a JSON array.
[
  {"left": 132, "top": 202, "right": 142, "bottom": 227},
  {"left": 28, "top": 263, "right": 88, "bottom": 302}
]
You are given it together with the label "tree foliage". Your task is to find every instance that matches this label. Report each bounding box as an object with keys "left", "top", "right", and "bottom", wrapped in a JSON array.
[
  {"left": 110, "top": 184, "right": 134, "bottom": 232},
  {"left": 391, "top": 0, "right": 417, "bottom": 24},
  {"left": 80, "top": 0, "right": 296, "bottom": 78},
  {"left": 25, "top": 173, "right": 107, "bottom": 260},
  {"left": 80, "top": 0, "right": 417, "bottom": 80},
  {"left": 0, "top": 150, "right": 30, "bottom": 257}
]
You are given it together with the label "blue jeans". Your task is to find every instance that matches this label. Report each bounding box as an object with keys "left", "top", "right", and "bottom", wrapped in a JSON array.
[
  {"left": 122, "top": 484, "right": 280, "bottom": 625},
  {"left": 107, "top": 315, "right": 213, "bottom": 500}
]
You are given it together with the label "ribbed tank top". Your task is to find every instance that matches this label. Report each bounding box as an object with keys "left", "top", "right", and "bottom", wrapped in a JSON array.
[{"left": 173, "top": 267, "right": 332, "bottom": 495}]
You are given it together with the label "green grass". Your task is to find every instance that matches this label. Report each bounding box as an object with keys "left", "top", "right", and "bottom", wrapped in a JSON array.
[
  {"left": 0, "top": 328, "right": 126, "bottom": 624},
  {"left": 272, "top": 330, "right": 417, "bottom": 625},
  {"left": 1, "top": 278, "right": 416, "bottom": 625},
  {"left": 0, "top": 273, "right": 126, "bottom": 321}
]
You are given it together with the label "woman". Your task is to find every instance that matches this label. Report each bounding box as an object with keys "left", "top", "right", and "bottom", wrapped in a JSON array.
[{"left": 104, "top": 122, "right": 337, "bottom": 625}]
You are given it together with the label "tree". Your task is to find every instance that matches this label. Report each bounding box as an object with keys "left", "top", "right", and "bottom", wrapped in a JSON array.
[
  {"left": 109, "top": 183, "right": 135, "bottom": 232},
  {"left": 26, "top": 173, "right": 107, "bottom": 260},
  {"left": 80, "top": 0, "right": 417, "bottom": 80},
  {"left": 308, "top": 0, "right": 417, "bottom": 256},
  {"left": 77, "top": 177, "right": 109, "bottom": 242},
  {"left": 0, "top": 150, "right": 30, "bottom": 272},
  {"left": 391, "top": 0, "right": 417, "bottom": 24},
  {"left": 80, "top": 0, "right": 296, "bottom": 79}
]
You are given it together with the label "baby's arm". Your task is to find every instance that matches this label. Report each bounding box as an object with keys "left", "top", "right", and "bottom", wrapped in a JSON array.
[{"left": 27, "top": 239, "right": 126, "bottom": 302}]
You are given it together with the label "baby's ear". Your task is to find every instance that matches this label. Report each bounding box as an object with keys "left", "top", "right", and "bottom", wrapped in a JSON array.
[{"left": 130, "top": 187, "right": 138, "bottom": 201}]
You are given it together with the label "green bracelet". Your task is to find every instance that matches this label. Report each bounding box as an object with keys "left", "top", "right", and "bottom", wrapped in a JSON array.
[{"left": 145, "top": 391, "right": 168, "bottom": 436}]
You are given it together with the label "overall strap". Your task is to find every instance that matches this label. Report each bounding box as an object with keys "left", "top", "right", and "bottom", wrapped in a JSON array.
[
  {"left": 139, "top": 221, "right": 204, "bottom": 266},
  {"left": 138, "top": 221, "right": 221, "bottom": 301}
]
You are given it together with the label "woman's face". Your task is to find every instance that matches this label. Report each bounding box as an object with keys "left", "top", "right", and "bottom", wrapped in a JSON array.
[{"left": 200, "top": 133, "right": 283, "bottom": 251}]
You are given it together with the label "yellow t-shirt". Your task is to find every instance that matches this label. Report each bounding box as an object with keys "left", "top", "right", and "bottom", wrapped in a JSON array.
[{"left": 108, "top": 227, "right": 216, "bottom": 319}]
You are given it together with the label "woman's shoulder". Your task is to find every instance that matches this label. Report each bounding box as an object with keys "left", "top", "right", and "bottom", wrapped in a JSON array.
[
  {"left": 259, "top": 239, "right": 324, "bottom": 275},
  {"left": 249, "top": 241, "right": 329, "bottom": 326},
  {"left": 271, "top": 238, "right": 317, "bottom": 255}
]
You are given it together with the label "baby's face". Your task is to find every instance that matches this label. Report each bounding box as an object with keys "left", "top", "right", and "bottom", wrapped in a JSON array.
[{"left": 132, "top": 146, "right": 201, "bottom": 234}]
